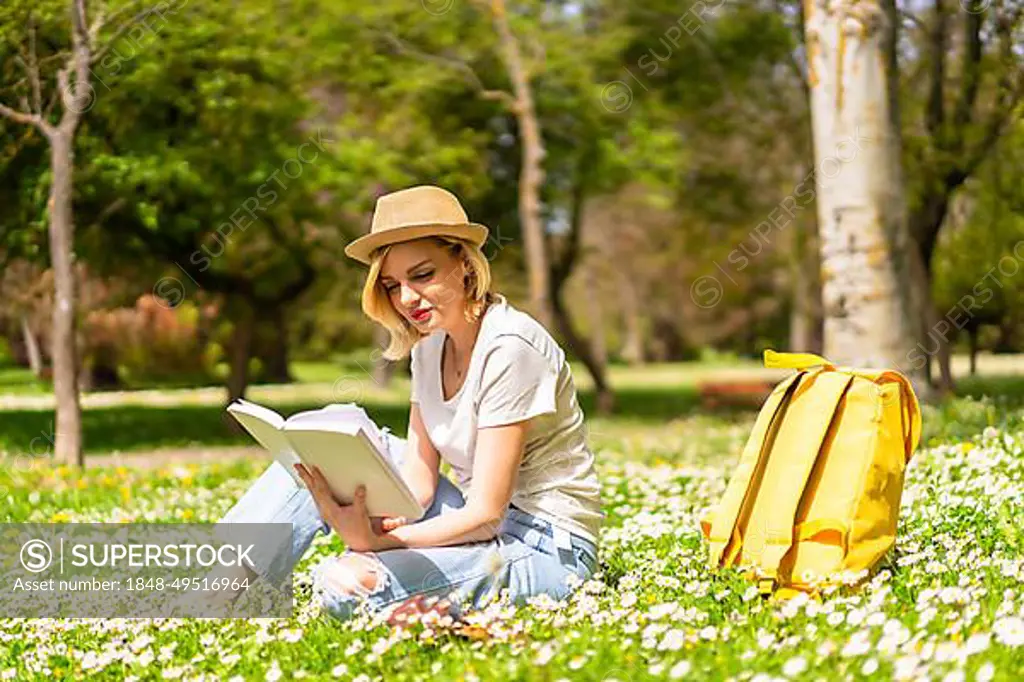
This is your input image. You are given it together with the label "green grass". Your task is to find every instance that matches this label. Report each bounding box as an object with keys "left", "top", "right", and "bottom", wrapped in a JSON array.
[
  {"left": 2, "top": 379, "right": 1024, "bottom": 679},
  {"left": 0, "top": 382, "right": 710, "bottom": 458},
  {"left": 2, "top": 358, "right": 1020, "bottom": 460},
  {"left": 0, "top": 357, "right": 726, "bottom": 457},
  {"left": 0, "top": 359, "right": 381, "bottom": 398},
  {"left": 290, "top": 360, "right": 369, "bottom": 384},
  {"left": 0, "top": 366, "right": 50, "bottom": 395}
]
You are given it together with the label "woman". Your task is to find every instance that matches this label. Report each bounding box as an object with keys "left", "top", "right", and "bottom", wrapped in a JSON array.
[{"left": 219, "top": 185, "right": 603, "bottom": 621}]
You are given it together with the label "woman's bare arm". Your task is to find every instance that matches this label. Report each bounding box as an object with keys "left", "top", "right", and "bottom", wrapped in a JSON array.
[
  {"left": 373, "top": 419, "right": 527, "bottom": 550},
  {"left": 399, "top": 403, "right": 441, "bottom": 509}
]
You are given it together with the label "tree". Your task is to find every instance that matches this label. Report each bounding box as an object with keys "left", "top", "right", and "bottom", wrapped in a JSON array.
[
  {"left": 900, "top": 0, "right": 1024, "bottom": 392},
  {"left": 68, "top": 0, "right": 331, "bottom": 402},
  {"left": 610, "top": 0, "right": 814, "bottom": 359},
  {"left": 932, "top": 124, "right": 1024, "bottom": 372},
  {"left": 376, "top": 0, "right": 554, "bottom": 329},
  {"left": 372, "top": 0, "right": 618, "bottom": 407},
  {"left": 0, "top": 0, "right": 173, "bottom": 465},
  {"left": 804, "top": 0, "right": 924, "bottom": 390},
  {"left": 70, "top": 0, "right": 511, "bottom": 401},
  {"left": 483, "top": 0, "right": 553, "bottom": 332}
]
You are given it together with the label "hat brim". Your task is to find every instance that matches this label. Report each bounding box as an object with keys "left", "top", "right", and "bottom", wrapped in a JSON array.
[{"left": 344, "top": 222, "right": 490, "bottom": 265}]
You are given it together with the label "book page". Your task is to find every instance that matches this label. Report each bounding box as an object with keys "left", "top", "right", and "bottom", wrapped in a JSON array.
[
  {"left": 285, "top": 404, "right": 389, "bottom": 458},
  {"left": 226, "top": 400, "right": 304, "bottom": 487}
]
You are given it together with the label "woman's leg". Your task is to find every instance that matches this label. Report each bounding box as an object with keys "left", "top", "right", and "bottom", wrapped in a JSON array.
[
  {"left": 217, "top": 428, "right": 466, "bottom": 591},
  {"left": 217, "top": 459, "right": 329, "bottom": 590},
  {"left": 310, "top": 506, "right": 597, "bottom": 622}
]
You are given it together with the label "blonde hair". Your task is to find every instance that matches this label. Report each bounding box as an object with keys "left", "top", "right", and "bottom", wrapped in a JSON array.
[{"left": 361, "top": 236, "right": 495, "bottom": 361}]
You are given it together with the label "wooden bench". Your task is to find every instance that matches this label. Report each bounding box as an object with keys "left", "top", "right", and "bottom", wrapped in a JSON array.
[{"left": 698, "top": 380, "right": 777, "bottom": 409}]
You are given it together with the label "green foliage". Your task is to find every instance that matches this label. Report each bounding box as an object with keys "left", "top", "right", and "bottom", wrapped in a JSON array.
[
  {"left": 2, "top": 0, "right": 1021, "bottom": 369},
  {"left": 0, "top": 338, "right": 11, "bottom": 367},
  {"left": 932, "top": 121, "right": 1024, "bottom": 349}
]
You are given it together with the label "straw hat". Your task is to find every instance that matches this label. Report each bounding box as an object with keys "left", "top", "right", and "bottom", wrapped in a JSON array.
[{"left": 344, "top": 186, "right": 490, "bottom": 265}]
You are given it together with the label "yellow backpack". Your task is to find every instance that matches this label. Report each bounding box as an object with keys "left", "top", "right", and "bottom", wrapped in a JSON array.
[{"left": 700, "top": 349, "right": 922, "bottom": 599}]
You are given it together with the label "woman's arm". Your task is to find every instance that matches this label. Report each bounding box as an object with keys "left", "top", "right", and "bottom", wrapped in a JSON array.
[
  {"left": 371, "top": 419, "right": 527, "bottom": 550},
  {"left": 399, "top": 404, "right": 441, "bottom": 510}
]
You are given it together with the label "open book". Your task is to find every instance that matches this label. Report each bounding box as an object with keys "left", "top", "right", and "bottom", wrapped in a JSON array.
[{"left": 226, "top": 399, "right": 426, "bottom": 520}]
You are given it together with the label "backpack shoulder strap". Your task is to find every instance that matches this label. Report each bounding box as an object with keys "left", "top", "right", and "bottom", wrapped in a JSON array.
[
  {"left": 743, "top": 371, "right": 855, "bottom": 582},
  {"left": 702, "top": 370, "right": 804, "bottom": 566}
]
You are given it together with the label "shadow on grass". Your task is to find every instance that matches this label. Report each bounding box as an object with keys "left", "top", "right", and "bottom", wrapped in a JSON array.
[
  {"left": 579, "top": 385, "right": 705, "bottom": 421},
  {"left": 7, "top": 373, "right": 1024, "bottom": 457},
  {"left": 954, "top": 374, "right": 1024, "bottom": 405},
  {"left": 0, "top": 400, "right": 412, "bottom": 457},
  {"left": 908, "top": 373, "right": 1024, "bottom": 447}
]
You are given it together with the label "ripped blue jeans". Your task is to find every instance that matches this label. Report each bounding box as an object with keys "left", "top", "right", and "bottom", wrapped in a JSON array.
[{"left": 218, "top": 429, "right": 599, "bottom": 620}]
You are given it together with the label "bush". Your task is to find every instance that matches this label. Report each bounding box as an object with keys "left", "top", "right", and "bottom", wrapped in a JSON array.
[{"left": 82, "top": 295, "right": 225, "bottom": 388}]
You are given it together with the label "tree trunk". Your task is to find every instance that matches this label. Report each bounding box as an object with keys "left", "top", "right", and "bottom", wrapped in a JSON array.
[
  {"left": 789, "top": 207, "right": 824, "bottom": 354},
  {"left": 805, "top": 0, "right": 927, "bottom": 395},
  {"left": 0, "top": 0, "right": 95, "bottom": 466},
  {"left": 489, "top": 0, "right": 553, "bottom": 331},
  {"left": 48, "top": 131, "right": 83, "bottom": 465},
  {"left": 547, "top": 147, "right": 614, "bottom": 413},
  {"left": 968, "top": 326, "right": 978, "bottom": 375},
  {"left": 585, "top": 264, "right": 608, "bottom": 369},
  {"left": 619, "top": 272, "right": 645, "bottom": 365},
  {"left": 259, "top": 306, "right": 293, "bottom": 384},
  {"left": 551, "top": 288, "right": 614, "bottom": 414},
  {"left": 936, "top": 311, "right": 955, "bottom": 394},
  {"left": 909, "top": 250, "right": 956, "bottom": 392},
  {"left": 227, "top": 302, "right": 255, "bottom": 402},
  {"left": 21, "top": 314, "right": 43, "bottom": 376}
]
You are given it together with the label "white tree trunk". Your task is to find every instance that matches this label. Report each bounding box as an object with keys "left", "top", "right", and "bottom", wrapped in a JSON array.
[
  {"left": 21, "top": 314, "right": 43, "bottom": 376},
  {"left": 805, "top": 0, "right": 924, "bottom": 389},
  {"left": 49, "top": 130, "right": 83, "bottom": 465}
]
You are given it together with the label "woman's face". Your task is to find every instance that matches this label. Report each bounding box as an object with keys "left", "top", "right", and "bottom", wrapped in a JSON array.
[{"left": 378, "top": 239, "right": 468, "bottom": 333}]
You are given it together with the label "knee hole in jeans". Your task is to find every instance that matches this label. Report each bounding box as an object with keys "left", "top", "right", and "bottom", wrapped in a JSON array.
[{"left": 315, "top": 554, "right": 389, "bottom": 600}]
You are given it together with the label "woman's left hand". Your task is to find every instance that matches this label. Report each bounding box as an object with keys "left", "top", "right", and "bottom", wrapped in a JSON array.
[{"left": 294, "top": 464, "right": 377, "bottom": 552}]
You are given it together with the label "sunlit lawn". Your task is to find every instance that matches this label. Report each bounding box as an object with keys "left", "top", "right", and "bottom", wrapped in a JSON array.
[
  {"left": 1, "top": 377, "right": 1024, "bottom": 678},
  {"left": 0, "top": 366, "right": 50, "bottom": 395},
  {"left": 2, "top": 359, "right": 1024, "bottom": 679}
]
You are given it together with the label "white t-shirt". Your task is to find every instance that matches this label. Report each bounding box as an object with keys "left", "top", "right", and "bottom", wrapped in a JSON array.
[{"left": 410, "top": 294, "right": 603, "bottom": 543}]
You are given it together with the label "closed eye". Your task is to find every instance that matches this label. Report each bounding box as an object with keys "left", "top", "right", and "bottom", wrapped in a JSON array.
[{"left": 382, "top": 269, "right": 434, "bottom": 294}]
